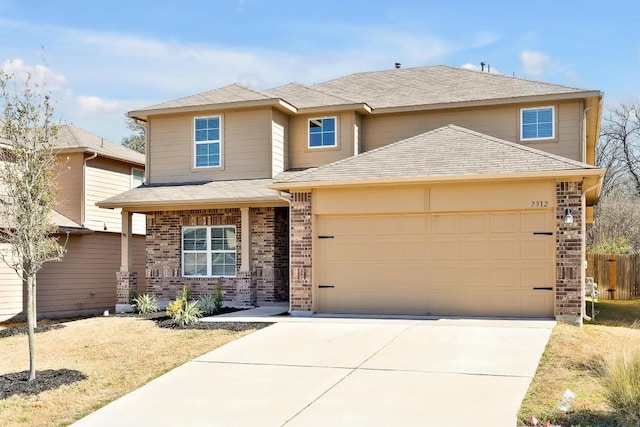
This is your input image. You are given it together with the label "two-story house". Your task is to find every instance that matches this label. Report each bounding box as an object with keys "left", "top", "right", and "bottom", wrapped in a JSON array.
[
  {"left": 100, "top": 65, "right": 604, "bottom": 325},
  {"left": 0, "top": 124, "right": 146, "bottom": 321}
]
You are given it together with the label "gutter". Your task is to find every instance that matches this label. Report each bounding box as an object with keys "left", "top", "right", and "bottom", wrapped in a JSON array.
[{"left": 276, "top": 191, "right": 293, "bottom": 315}]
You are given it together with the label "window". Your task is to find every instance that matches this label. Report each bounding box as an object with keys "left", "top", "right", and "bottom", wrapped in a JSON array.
[
  {"left": 194, "top": 116, "right": 221, "bottom": 168},
  {"left": 308, "top": 117, "right": 336, "bottom": 148},
  {"left": 521, "top": 106, "right": 555, "bottom": 141},
  {"left": 131, "top": 168, "right": 145, "bottom": 188},
  {"left": 182, "top": 226, "right": 236, "bottom": 277}
]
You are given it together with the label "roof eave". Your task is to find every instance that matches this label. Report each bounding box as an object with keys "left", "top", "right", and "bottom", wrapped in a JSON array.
[
  {"left": 297, "top": 103, "right": 372, "bottom": 115},
  {"left": 128, "top": 98, "right": 298, "bottom": 120},
  {"left": 372, "top": 91, "right": 604, "bottom": 114},
  {"left": 56, "top": 147, "right": 145, "bottom": 167},
  {"left": 97, "top": 195, "right": 287, "bottom": 211},
  {"left": 270, "top": 168, "right": 606, "bottom": 190}
]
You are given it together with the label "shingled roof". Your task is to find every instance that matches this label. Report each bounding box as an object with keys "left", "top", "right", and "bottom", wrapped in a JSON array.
[
  {"left": 54, "top": 124, "right": 144, "bottom": 165},
  {"left": 129, "top": 65, "right": 600, "bottom": 117},
  {"left": 274, "top": 125, "right": 601, "bottom": 186}
]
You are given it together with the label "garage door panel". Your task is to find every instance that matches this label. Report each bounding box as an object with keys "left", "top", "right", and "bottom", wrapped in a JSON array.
[{"left": 317, "top": 209, "right": 554, "bottom": 317}]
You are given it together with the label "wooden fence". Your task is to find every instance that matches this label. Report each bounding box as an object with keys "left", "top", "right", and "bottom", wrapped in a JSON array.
[{"left": 586, "top": 253, "right": 640, "bottom": 300}]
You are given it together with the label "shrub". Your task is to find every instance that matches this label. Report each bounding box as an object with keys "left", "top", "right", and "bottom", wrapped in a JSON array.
[
  {"left": 167, "top": 285, "right": 202, "bottom": 326},
  {"left": 198, "top": 294, "right": 217, "bottom": 315},
  {"left": 597, "top": 350, "right": 640, "bottom": 427},
  {"left": 128, "top": 289, "right": 138, "bottom": 304},
  {"left": 171, "top": 300, "right": 203, "bottom": 327},
  {"left": 132, "top": 294, "right": 159, "bottom": 314},
  {"left": 213, "top": 284, "right": 223, "bottom": 311}
]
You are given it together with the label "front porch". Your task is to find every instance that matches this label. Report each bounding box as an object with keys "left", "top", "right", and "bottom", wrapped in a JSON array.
[{"left": 117, "top": 206, "right": 289, "bottom": 307}]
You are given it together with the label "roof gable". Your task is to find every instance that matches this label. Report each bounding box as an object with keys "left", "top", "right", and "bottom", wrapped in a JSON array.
[
  {"left": 275, "top": 125, "right": 600, "bottom": 185},
  {"left": 142, "top": 83, "right": 272, "bottom": 112}
]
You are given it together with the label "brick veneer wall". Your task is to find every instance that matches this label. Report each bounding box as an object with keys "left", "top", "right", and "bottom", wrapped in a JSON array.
[
  {"left": 290, "top": 192, "right": 312, "bottom": 312},
  {"left": 145, "top": 207, "right": 287, "bottom": 306},
  {"left": 555, "top": 181, "right": 584, "bottom": 326},
  {"left": 274, "top": 207, "right": 290, "bottom": 301}
]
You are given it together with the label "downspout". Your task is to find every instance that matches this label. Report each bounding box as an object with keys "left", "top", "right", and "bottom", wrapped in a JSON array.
[
  {"left": 82, "top": 152, "right": 98, "bottom": 226},
  {"left": 277, "top": 191, "right": 293, "bottom": 314},
  {"left": 582, "top": 100, "right": 603, "bottom": 164},
  {"left": 581, "top": 177, "right": 603, "bottom": 322}
]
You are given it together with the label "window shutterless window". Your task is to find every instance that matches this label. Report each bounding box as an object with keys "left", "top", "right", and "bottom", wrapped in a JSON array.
[
  {"left": 131, "top": 167, "right": 145, "bottom": 188},
  {"left": 308, "top": 117, "right": 337, "bottom": 148},
  {"left": 520, "top": 106, "right": 555, "bottom": 141},
  {"left": 194, "top": 116, "right": 222, "bottom": 168},
  {"left": 182, "top": 226, "right": 236, "bottom": 277}
]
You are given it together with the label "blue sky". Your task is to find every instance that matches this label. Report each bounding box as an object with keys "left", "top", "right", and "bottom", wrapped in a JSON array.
[{"left": 1, "top": 0, "right": 639, "bottom": 143}]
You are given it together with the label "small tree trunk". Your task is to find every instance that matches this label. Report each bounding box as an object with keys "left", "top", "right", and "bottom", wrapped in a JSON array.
[
  {"left": 26, "top": 273, "right": 36, "bottom": 381},
  {"left": 31, "top": 275, "right": 37, "bottom": 329}
]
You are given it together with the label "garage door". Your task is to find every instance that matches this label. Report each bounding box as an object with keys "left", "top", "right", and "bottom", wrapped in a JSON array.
[{"left": 316, "top": 210, "right": 555, "bottom": 317}]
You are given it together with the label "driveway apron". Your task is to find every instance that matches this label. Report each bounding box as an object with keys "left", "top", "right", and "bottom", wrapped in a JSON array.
[{"left": 72, "top": 318, "right": 553, "bottom": 426}]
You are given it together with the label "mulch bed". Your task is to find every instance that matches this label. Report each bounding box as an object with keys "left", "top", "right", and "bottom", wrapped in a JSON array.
[
  {"left": 0, "top": 369, "right": 86, "bottom": 399},
  {"left": 0, "top": 324, "right": 65, "bottom": 340},
  {"left": 0, "top": 307, "right": 272, "bottom": 400}
]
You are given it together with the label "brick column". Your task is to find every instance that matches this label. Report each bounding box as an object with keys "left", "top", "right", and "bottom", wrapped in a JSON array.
[
  {"left": 116, "top": 271, "right": 137, "bottom": 304},
  {"left": 290, "top": 192, "right": 312, "bottom": 314},
  {"left": 555, "top": 181, "right": 583, "bottom": 326}
]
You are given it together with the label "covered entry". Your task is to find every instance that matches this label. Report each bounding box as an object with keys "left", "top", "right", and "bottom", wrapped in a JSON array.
[{"left": 313, "top": 180, "right": 557, "bottom": 318}]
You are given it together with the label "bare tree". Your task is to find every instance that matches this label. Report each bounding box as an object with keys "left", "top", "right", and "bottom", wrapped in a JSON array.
[
  {"left": 599, "top": 102, "right": 640, "bottom": 196},
  {"left": 121, "top": 118, "right": 145, "bottom": 154},
  {"left": 0, "top": 69, "right": 65, "bottom": 381}
]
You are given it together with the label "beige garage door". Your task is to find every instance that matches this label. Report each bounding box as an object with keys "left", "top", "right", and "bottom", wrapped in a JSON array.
[{"left": 316, "top": 210, "right": 555, "bottom": 317}]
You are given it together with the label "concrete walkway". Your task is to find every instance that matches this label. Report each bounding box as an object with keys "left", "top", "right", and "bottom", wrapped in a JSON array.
[{"left": 73, "top": 314, "right": 554, "bottom": 427}]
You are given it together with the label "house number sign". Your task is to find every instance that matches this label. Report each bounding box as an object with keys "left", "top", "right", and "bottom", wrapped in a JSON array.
[{"left": 531, "top": 200, "right": 549, "bottom": 208}]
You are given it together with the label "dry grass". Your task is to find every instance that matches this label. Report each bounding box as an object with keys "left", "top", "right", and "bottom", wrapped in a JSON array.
[
  {"left": 0, "top": 316, "right": 253, "bottom": 426},
  {"left": 518, "top": 299, "right": 640, "bottom": 426}
]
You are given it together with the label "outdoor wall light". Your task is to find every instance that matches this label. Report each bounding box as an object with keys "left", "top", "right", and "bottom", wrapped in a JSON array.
[{"left": 564, "top": 208, "right": 574, "bottom": 224}]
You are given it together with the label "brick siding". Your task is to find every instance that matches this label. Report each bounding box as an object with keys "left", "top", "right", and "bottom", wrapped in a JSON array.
[
  {"left": 555, "top": 181, "right": 584, "bottom": 326},
  {"left": 144, "top": 207, "right": 288, "bottom": 306},
  {"left": 289, "top": 192, "right": 313, "bottom": 312}
]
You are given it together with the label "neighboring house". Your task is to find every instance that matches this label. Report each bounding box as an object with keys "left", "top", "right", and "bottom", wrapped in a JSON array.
[
  {"left": 99, "top": 65, "right": 604, "bottom": 325},
  {"left": 0, "top": 124, "right": 146, "bottom": 321}
]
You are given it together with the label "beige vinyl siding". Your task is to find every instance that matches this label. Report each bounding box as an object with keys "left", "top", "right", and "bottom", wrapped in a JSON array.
[
  {"left": 271, "top": 109, "right": 289, "bottom": 177},
  {"left": 54, "top": 152, "right": 84, "bottom": 225},
  {"left": 289, "top": 111, "right": 357, "bottom": 169},
  {"left": 363, "top": 100, "right": 582, "bottom": 161},
  {"left": 148, "top": 109, "right": 272, "bottom": 184},
  {"left": 0, "top": 243, "right": 22, "bottom": 322},
  {"left": 37, "top": 233, "right": 146, "bottom": 314},
  {"left": 85, "top": 157, "right": 145, "bottom": 235}
]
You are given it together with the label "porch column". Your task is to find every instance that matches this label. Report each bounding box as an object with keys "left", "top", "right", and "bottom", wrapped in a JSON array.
[
  {"left": 116, "top": 210, "right": 137, "bottom": 306},
  {"left": 240, "top": 207, "right": 251, "bottom": 272}
]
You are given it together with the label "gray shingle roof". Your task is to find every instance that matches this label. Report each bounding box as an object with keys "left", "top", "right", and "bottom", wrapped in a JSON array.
[
  {"left": 138, "top": 83, "right": 273, "bottom": 112},
  {"left": 54, "top": 124, "right": 145, "bottom": 165},
  {"left": 264, "top": 83, "right": 357, "bottom": 109},
  {"left": 130, "top": 65, "right": 599, "bottom": 117},
  {"left": 98, "top": 178, "right": 287, "bottom": 208},
  {"left": 274, "top": 125, "right": 600, "bottom": 184},
  {"left": 312, "top": 65, "right": 596, "bottom": 110}
]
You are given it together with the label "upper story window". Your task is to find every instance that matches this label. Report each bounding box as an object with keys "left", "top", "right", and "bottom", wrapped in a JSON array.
[
  {"left": 308, "top": 117, "right": 337, "bottom": 148},
  {"left": 194, "top": 116, "right": 222, "bottom": 168},
  {"left": 131, "top": 167, "right": 145, "bottom": 188},
  {"left": 521, "top": 106, "right": 555, "bottom": 141}
]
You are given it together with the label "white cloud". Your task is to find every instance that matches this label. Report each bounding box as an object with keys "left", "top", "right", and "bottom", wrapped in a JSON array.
[
  {"left": 520, "top": 50, "right": 550, "bottom": 75},
  {"left": 461, "top": 63, "right": 501, "bottom": 74},
  {"left": 75, "top": 95, "right": 124, "bottom": 117},
  {"left": 1, "top": 58, "right": 67, "bottom": 90}
]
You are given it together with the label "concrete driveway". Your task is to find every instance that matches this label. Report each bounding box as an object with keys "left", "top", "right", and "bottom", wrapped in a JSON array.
[{"left": 73, "top": 317, "right": 553, "bottom": 426}]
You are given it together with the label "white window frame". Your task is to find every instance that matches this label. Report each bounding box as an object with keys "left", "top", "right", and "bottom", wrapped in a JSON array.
[
  {"left": 194, "top": 115, "right": 222, "bottom": 168},
  {"left": 520, "top": 106, "right": 555, "bottom": 141},
  {"left": 308, "top": 116, "right": 337, "bottom": 148},
  {"left": 181, "top": 225, "right": 236, "bottom": 278},
  {"left": 131, "top": 167, "right": 145, "bottom": 188}
]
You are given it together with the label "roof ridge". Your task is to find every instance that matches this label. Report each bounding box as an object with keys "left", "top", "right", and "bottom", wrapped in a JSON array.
[{"left": 232, "top": 83, "right": 271, "bottom": 98}]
